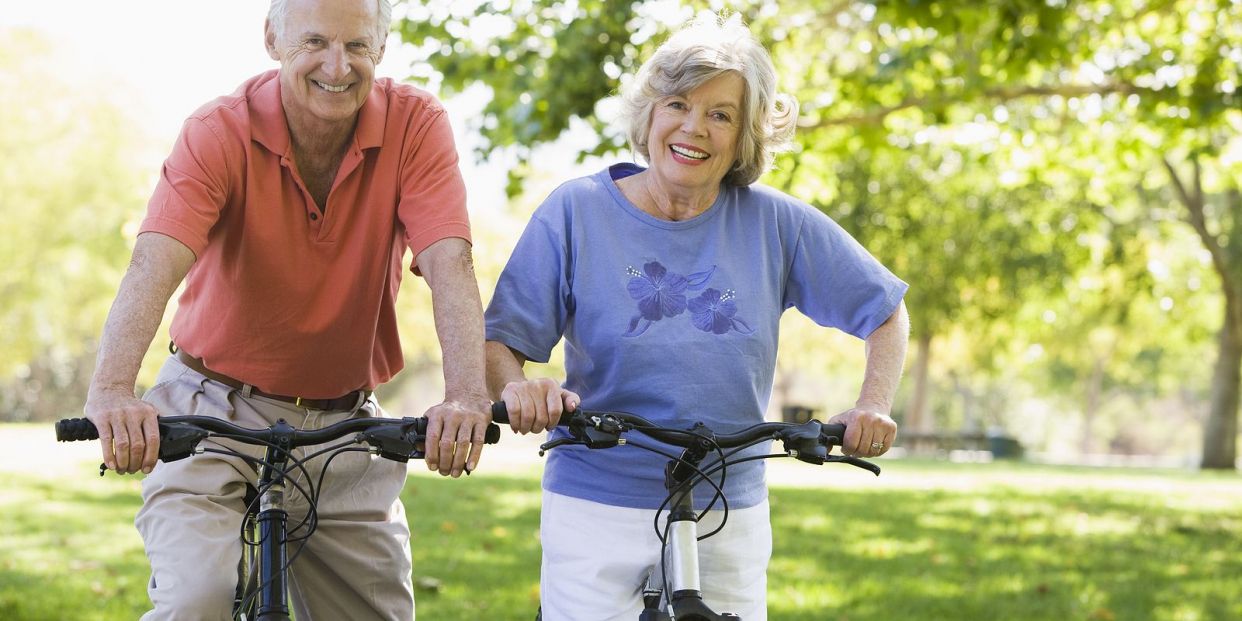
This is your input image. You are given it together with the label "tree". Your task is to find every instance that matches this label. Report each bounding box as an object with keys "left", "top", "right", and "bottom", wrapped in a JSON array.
[
  {"left": 0, "top": 29, "right": 151, "bottom": 420},
  {"left": 395, "top": 0, "right": 1239, "bottom": 466}
]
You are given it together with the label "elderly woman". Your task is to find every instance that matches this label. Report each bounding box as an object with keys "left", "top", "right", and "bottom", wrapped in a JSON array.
[{"left": 484, "top": 13, "right": 909, "bottom": 621}]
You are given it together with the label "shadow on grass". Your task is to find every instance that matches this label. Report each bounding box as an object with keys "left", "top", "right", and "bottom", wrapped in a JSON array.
[
  {"left": 0, "top": 472, "right": 151, "bottom": 621},
  {"left": 769, "top": 487, "right": 1242, "bottom": 621},
  {"left": 4, "top": 469, "right": 1241, "bottom": 621}
]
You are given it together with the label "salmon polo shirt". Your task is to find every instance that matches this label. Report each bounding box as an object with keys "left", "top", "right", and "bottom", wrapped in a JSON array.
[{"left": 140, "top": 70, "right": 471, "bottom": 398}]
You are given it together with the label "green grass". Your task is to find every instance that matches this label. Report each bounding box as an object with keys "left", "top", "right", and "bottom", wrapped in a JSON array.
[{"left": 2, "top": 458, "right": 1241, "bottom": 620}]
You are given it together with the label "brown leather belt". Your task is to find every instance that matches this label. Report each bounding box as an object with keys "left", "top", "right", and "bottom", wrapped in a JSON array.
[{"left": 174, "top": 349, "right": 370, "bottom": 411}]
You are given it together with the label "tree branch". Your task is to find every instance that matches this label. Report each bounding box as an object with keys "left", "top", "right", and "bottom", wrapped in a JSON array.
[
  {"left": 803, "top": 82, "right": 1143, "bottom": 129},
  {"left": 1165, "top": 156, "right": 1241, "bottom": 326}
]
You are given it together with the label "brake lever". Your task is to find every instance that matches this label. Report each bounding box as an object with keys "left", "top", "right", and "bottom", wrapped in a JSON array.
[
  {"left": 538, "top": 436, "right": 583, "bottom": 455},
  {"left": 359, "top": 424, "right": 420, "bottom": 462},
  {"left": 781, "top": 420, "right": 829, "bottom": 465},
  {"left": 158, "top": 422, "right": 211, "bottom": 463},
  {"left": 824, "top": 454, "right": 882, "bottom": 476},
  {"left": 538, "top": 412, "right": 626, "bottom": 455}
]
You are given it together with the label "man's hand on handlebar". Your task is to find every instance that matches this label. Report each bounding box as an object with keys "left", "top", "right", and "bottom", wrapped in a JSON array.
[
  {"left": 423, "top": 395, "right": 492, "bottom": 478},
  {"left": 84, "top": 389, "right": 161, "bottom": 475},
  {"left": 827, "top": 405, "right": 897, "bottom": 458},
  {"left": 499, "top": 378, "right": 580, "bottom": 435}
]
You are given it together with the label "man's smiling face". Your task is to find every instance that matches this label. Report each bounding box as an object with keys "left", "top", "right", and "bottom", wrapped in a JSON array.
[{"left": 265, "top": 0, "right": 385, "bottom": 130}]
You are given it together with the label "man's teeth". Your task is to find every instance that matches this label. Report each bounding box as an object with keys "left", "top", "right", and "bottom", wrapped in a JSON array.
[
  {"left": 314, "top": 81, "right": 349, "bottom": 93},
  {"left": 670, "top": 145, "right": 708, "bottom": 160}
]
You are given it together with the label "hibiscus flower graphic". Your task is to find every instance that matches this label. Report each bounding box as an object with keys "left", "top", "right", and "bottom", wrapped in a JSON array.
[
  {"left": 623, "top": 261, "right": 716, "bottom": 337},
  {"left": 688, "top": 288, "right": 754, "bottom": 335}
]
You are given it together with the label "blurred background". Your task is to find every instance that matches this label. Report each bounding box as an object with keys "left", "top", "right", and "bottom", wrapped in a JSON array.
[
  {"left": 4, "top": 0, "right": 1239, "bottom": 469},
  {"left": 3, "top": 2, "right": 1242, "bottom": 620}
]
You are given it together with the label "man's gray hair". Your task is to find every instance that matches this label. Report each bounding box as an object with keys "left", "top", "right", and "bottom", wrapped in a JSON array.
[
  {"left": 621, "top": 12, "right": 798, "bottom": 187},
  {"left": 267, "top": 0, "right": 393, "bottom": 42}
]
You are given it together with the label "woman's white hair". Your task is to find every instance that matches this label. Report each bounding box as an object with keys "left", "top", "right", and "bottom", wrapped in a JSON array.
[
  {"left": 621, "top": 12, "right": 798, "bottom": 187},
  {"left": 267, "top": 0, "right": 393, "bottom": 42}
]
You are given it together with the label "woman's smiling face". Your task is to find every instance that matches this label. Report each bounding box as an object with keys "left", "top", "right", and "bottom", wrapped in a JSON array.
[{"left": 645, "top": 72, "right": 745, "bottom": 198}]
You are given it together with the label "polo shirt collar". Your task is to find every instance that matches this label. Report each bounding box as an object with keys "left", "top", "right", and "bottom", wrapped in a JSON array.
[{"left": 250, "top": 70, "right": 388, "bottom": 155}]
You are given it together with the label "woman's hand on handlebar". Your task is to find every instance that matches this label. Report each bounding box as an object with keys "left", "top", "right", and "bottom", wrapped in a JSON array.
[
  {"left": 499, "top": 378, "right": 579, "bottom": 435},
  {"left": 827, "top": 405, "right": 896, "bottom": 458},
  {"left": 83, "top": 389, "right": 161, "bottom": 475}
]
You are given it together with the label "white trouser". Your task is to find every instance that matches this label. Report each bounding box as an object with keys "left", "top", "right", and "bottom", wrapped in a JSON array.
[{"left": 539, "top": 490, "right": 772, "bottom": 621}]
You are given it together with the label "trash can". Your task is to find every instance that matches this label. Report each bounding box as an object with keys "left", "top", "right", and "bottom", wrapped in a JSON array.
[
  {"left": 987, "top": 434, "right": 1024, "bottom": 459},
  {"left": 781, "top": 405, "right": 815, "bottom": 424}
]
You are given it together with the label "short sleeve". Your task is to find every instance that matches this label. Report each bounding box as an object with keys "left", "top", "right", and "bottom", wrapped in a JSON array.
[
  {"left": 484, "top": 207, "right": 573, "bottom": 363},
  {"left": 784, "top": 209, "right": 908, "bottom": 339},
  {"left": 139, "top": 117, "right": 232, "bottom": 256},
  {"left": 399, "top": 107, "right": 471, "bottom": 269}
]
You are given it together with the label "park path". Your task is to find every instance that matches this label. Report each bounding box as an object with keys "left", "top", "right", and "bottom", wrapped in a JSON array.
[{"left": 6, "top": 424, "right": 1240, "bottom": 504}]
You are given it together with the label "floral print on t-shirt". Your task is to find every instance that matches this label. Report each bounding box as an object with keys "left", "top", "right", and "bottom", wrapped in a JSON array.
[{"left": 622, "top": 260, "right": 753, "bottom": 337}]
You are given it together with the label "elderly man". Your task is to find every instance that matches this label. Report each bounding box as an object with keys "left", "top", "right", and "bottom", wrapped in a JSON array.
[{"left": 82, "top": 0, "right": 490, "bottom": 617}]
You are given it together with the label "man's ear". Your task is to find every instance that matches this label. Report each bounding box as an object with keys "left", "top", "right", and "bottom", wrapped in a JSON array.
[{"left": 264, "top": 19, "right": 280, "bottom": 61}]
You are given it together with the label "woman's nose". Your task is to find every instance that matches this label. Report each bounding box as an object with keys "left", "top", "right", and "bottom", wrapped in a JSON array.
[{"left": 680, "top": 111, "right": 707, "bottom": 136}]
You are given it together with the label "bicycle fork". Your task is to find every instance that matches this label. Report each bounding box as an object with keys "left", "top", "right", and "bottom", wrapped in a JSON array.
[
  {"left": 641, "top": 454, "right": 739, "bottom": 621},
  {"left": 255, "top": 468, "right": 290, "bottom": 620},
  {"left": 251, "top": 426, "right": 295, "bottom": 621}
]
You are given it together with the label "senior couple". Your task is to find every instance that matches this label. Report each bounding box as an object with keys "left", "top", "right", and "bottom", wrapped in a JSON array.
[{"left": 84, "top": 0, "right": 909, "bottom": 619}]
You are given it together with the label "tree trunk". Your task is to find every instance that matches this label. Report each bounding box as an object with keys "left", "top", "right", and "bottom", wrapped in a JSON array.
[
  {"left": 1081, "top": 355, "right": 1105, "bottom": 456},
  {"left": 906, "top": 332, "right": 933, "bottom": 433},
  {"left": 1163, "top": 159, "right": 1239, "bottom": 470},
  {"left": 1201, "top": 295, "right": 1241, "bottom": 469}
]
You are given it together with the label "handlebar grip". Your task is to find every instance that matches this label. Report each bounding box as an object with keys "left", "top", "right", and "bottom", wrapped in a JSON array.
[
  {"left": 490, "top": 401, "right": 509, "bottom": 425},
  {"left": 56, "top": 418, "right": 100, "bottom": 442},
  {"left": 489, "top": 401, "right": 575, "bottom": 428}
]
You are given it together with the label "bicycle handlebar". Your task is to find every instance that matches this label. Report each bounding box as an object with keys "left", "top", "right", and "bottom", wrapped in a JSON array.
[
  {"left": 55, "top": 415, "right": 502, "bottom": 465},
  {"left": 488, "top": 402, "right": 877, "bottom": 474}
]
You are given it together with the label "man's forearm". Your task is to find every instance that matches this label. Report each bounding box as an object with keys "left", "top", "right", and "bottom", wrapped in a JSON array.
[
  {"left": 90, "top": 233, "right": 195, "bottom": 398},
  {"left": 423, "top": 241, "right": 487, "bottom": 401},
  {"left": 856, "top": 301, "right": 910, "bottom": 413}
]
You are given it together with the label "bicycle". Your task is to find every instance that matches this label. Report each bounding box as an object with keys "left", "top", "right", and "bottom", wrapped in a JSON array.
[
  {"left": 55, "top": 414, "right": 502, "bottom": 621},
  {"left": 490, "top": 402, "right": 880, "bottom": 621}
]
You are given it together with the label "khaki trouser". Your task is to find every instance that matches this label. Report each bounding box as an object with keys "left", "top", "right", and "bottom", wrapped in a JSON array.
[{"left": 135, "top": 355, "right": 414, "bottom": 621}]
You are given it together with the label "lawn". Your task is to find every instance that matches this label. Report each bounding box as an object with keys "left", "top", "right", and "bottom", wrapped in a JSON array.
[{"left": 2, "top": 426, "right": 1241, "bottom": 620}]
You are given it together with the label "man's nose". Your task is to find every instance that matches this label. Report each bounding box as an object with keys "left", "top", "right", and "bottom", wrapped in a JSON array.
[{"left": 321, "top": 44, "right": 351, "bottom": 80}]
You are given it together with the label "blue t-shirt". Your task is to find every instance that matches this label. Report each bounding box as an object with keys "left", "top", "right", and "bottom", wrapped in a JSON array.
[{"left": 485, "top": 164, "right": 907, "bottom": 510}]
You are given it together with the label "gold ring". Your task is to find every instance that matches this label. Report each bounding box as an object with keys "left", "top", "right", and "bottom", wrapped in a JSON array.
[{"left": 870, "top": 441, "right": 886, "bottom": 452}]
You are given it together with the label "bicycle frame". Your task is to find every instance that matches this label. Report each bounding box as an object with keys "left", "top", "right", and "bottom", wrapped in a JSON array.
[
  {"left": 494, "top": 404, "right": 877, "bottom": 621},
  {"left": 56, "top": 414, "right": 501, "bottom": 621},
  {"left": 642, "top": 425, "right": 740, "bottom": 621}
]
